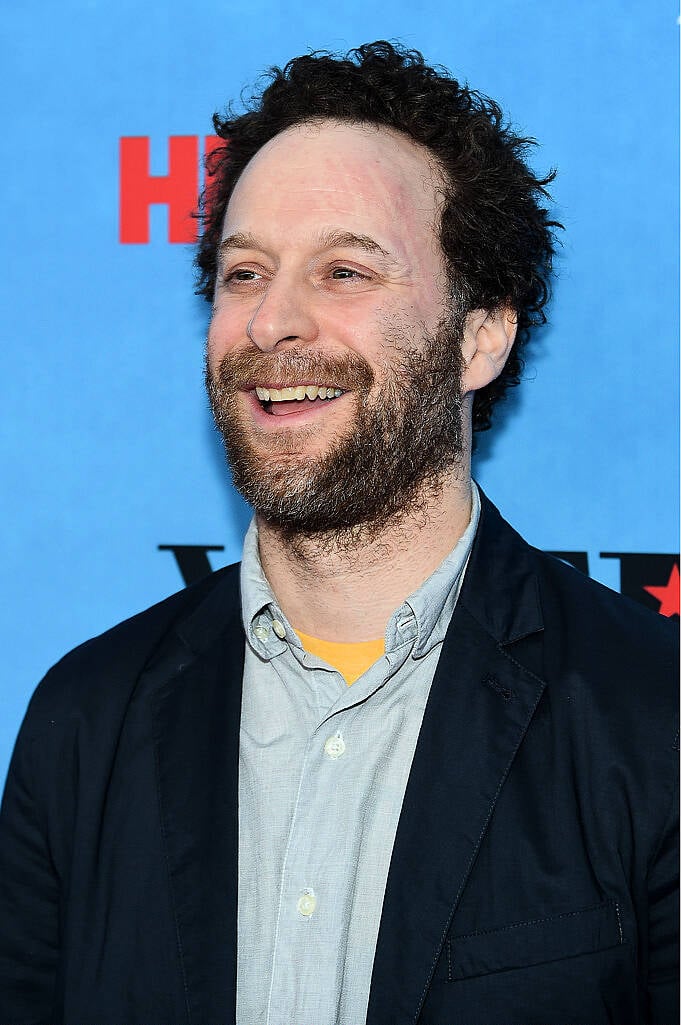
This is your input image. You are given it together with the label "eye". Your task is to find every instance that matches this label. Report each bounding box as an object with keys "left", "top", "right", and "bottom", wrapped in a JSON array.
[
  {"left": 331, "top": 267, "right": 359, "bottom": 279},
  {"left": 225, "top": 268, "right": 261, "bottom": 282},
  {"left": 328, "top": 266, "right": 372, "bottom": 282},
  {"left": 219, "top": 266, "right": 268, "bottom": 294}
]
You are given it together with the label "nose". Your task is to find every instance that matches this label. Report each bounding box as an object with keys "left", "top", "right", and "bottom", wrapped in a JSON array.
[{"left": 246, "top": 279, "right": 319, "bottom": 352}]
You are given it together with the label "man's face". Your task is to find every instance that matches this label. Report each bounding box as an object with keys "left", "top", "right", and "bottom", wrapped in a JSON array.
[{"left": 206, "top": 120, "right": 467, "bottom": 539}]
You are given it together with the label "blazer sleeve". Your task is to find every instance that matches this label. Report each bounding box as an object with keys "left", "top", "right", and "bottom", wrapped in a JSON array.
[
  {"left": 0, "top": 710, "right": 60, "bottom": 1025},
  {"left": 646, "top": 769, "right": 680, "bottom": 1024}
]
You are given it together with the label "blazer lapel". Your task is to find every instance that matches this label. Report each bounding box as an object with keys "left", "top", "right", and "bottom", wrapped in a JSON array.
[
  {"left": 151, "top": 566, "right": 244, "bottom": 1025},
  {"left": 367, "top": 494, "right": 546, "bottom": 1025}
]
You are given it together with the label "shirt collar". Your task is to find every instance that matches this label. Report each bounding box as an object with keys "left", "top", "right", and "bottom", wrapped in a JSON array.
[
  {"left": 397, "top": 481, "right": 480, "bottom": 657},
  {"left": 240, "top": 521, "right": 289, "bottom": 660},
  {"left": 239, "top": 481, "right": 480, "bottom": 661}
]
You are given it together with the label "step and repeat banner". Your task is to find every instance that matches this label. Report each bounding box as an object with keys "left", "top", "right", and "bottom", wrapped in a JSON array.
[{"left": 2, "top": 2, "right": 678, "bottom": 782}]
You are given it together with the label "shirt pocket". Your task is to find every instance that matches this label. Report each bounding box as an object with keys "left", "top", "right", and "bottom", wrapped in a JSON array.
[{"left": 439, "top": 899, "right": 625, "bottom": 981}]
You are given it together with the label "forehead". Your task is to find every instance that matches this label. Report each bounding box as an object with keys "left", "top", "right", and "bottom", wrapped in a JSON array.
[{"left": 222, "top": 120, "right": 444, "bottom": 256}]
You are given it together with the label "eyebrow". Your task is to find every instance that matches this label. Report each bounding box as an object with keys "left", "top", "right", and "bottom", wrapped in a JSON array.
[{"left": 218, "top": 229, "right": 397, "bottom": 264}]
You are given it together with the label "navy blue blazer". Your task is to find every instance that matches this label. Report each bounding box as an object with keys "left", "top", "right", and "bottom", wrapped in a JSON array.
[{"left": 0, "top": 494, "right": 677, "bottom": 1024}]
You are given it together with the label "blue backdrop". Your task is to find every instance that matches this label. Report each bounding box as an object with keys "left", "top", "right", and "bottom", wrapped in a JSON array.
[{"left": 2, "top": 1, "right": 678, "bottom": 783}]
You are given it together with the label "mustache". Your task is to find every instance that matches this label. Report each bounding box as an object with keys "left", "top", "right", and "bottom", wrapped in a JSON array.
[{"left": 210, "top": 347, "right": 374, "bottom": 393}]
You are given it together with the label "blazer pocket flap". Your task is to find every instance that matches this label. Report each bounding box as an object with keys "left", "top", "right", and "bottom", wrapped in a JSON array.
[{"left": 449, "top": 900, "right": 623, "bottom": 980}]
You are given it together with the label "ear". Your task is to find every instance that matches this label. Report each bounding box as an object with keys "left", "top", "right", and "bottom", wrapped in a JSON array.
[{"left": 460, "top": 307, "right": 517, "bottom": 394}]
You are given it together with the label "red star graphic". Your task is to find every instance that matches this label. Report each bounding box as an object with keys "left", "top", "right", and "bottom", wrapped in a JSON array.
[{"left": 644, "top": 563, "right": 680, "bottom": 618}]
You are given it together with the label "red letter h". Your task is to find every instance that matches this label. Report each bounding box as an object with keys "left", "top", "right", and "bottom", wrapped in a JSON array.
[{"left": 119, "top": 136, "right": 199, "bottom": 243}]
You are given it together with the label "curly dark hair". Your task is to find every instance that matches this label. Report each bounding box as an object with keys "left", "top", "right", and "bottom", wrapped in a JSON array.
[{"left": 196, "top": 41, "right": 561, "bottom": 432}]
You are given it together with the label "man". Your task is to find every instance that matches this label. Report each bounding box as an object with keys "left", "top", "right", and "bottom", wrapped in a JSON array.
[{"left": 0, "top": 42, "right": 677, "bottom": 1025}]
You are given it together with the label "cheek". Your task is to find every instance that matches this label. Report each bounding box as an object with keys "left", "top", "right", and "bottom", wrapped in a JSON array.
[
  {"left": 407, "top": 268, "right": 450, "bottom": 323},
  {"left": 206, "top": 309, "right": 243, "bottom": 372}
]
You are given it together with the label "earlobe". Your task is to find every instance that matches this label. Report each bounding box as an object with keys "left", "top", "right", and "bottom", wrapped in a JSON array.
[{"left": 460, "top": 307, "right": 517, "bottom": 394}]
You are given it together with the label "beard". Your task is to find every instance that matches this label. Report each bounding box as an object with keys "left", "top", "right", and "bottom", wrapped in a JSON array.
[{"left": 206, "top": 318, "right": 467, "bottom": 546}]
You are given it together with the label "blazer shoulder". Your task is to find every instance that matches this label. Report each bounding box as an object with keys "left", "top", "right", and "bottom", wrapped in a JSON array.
[
  {"left": 471, "top": 491, "right": 677, "bottom": 675},
  {"left": 22, "top": 563, "right": 241, "bottom": 731},
  {"left": 529, "top": 545, "right": 678, "bottom": 733},
  {"left": 533, "top": 544, "right": 677, "bottom": 656}
]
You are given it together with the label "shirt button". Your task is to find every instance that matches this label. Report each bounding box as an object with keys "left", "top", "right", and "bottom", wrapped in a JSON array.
[
  {"left": 297, "top": 890, "right": 316, "bottom": 917},
  {"left": 271, "top": 619, "right": 286, "bottom": 639},
  {"left": 324, "top": 733, "right": 346, "bottom": 759}
]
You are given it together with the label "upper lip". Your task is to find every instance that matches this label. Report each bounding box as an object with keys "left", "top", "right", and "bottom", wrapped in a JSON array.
[{"left": 246, "top": 382, "right": 345, "bottom": 390}]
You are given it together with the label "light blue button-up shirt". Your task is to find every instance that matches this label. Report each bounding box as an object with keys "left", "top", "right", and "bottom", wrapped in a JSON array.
[{"left": 236, "top": 484, "right": 481, "bottom": 1025}]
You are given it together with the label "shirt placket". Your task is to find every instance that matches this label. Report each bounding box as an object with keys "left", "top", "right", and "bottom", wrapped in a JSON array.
[
  {"left": 265, "top": 622, "right": 418, "bottom": 1024},
  {"left": 265, "top": 686, "right": 351, "bottom": 1022}
]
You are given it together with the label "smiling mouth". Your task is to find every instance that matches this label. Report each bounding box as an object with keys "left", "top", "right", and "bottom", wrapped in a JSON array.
[{"left": 254, "top": 384, "right": 345, "bottom": 415}]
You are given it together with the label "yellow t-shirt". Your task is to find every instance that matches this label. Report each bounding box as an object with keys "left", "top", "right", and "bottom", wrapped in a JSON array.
[{"left": 294, "top": 630, "right": 385, "bottom": 686}]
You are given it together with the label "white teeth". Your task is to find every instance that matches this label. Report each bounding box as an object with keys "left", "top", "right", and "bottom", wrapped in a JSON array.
[{"left": 255, "top": 385, "right": 343, "bottom": 403}]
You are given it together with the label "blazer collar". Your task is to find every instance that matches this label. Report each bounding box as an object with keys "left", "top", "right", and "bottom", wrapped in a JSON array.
[{"left": 459, "top": 487, "right": 544, "bottom": 645}]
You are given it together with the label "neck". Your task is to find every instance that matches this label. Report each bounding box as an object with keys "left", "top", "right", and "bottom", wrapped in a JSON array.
[{"left": 256, "top": 470, "right": 474, "bottom": 642}]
